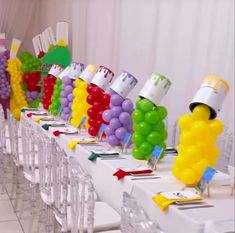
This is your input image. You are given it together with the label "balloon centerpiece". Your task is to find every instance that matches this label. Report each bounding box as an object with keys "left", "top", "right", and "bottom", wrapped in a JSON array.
[
  {"left": 42, "top": 64, "right": 63, "bottom": 110},
  {"left": 70, "top": 64, "right": 97, "bottom": 128},
  {"left": 87, "top": 66, "right": 114, "bottom": 137},
  {"left": 131, "top": 73, "right": 171, "bottom": 160},
  {"left": 172, "top": 75, "right": 229, "bottom": 186},
  {"left": 19, "top": 52, "right": 42, "bottom": 108},
  {"left": 102, "top": 71, "right": 138, "bottom": 146},
  {"left": 60, "top": 62, "right": 85, "bottom": 121}
]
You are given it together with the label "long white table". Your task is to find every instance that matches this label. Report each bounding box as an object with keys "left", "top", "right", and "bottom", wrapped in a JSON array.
[{"left": 22, "top": 112, "right": 235, "bottom": 233}]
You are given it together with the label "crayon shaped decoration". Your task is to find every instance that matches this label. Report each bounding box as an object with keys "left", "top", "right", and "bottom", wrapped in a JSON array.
[
  {"left": 173, "top": 75, "right": 229, "bottom": 186},
  {"left": 102, "top": 71, "right": 138, "bottom": 146},
  {"left": 87, "top": 66, "right": 114, "bottom": 137},
  {"left": 131, "top": 73, "right": 171, "bottom": 160}
]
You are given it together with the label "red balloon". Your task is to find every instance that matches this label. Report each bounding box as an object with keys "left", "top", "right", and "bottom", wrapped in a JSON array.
[
  {"left": 87, "top": 107, "right": 96, "bottom": 118},
  {"left": 93, "top": 101, "right": 102, "bottom": 111},
  {"left": 97, "top": 110, "right": 104, "bottom": 120},
  {"left": 102, "top": 94, "right": 110, "bottom": 106},
  {"left": 88, "top": 126, "right": 99, "bottom": 137},
  {"left": 87, "top": 84, "right": 94, "bottom": 94},
  {"left": 91, "top": 86, "right": 103, "bottom": 99},
  {"left": 87, "top": 95, "right": 95, "bottom": 105},
  {"left": 88, "top": 118, "right": 96, "bottom": 127}
]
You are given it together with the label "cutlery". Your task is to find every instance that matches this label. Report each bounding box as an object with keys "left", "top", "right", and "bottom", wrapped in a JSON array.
[
  {"left": 100, "top": 157, "right": 126, "bottom": 160},
  {"left": 131, "top": 176, "right": 160, "bottom": 180},
  {"left": 178, "top": 204, "right": 214, "bottom": 210}
]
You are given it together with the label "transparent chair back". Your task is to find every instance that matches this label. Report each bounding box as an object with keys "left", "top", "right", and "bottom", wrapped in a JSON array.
[
  {"left": 21, "top": 117, "right": 37, "bottom": 180},
  {"left": 69, "top": 156, "right": 95, "bottom": 233},
  {"left": 37, "top": 125, "right": 54, "bottom": 202},
  {"left": 7, "top": 110, "right": 21, "bottom": 166},
  {"left": 52, "top": 142, "right": 69, "bottom": 232},
  {"left": 216, "top": 126, "right": 234, "bottom": 173},
  {"left": 121, "top": 192, "right": 163, "bottom": 233}
]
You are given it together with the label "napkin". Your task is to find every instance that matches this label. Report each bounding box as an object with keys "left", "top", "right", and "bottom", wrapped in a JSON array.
[
  {"left": 68, "top": 138, "right": 97, "bottom": 150},
  {"left": 113, "top": 167, "right": 153, "bottom": 180},
  {"left": 152, "top": 191, "right": 203, "bottom": 211},
  {"left": 88, "top": 151, "right": 119, "bottom": 161},
  {"left": 42, "top": 124, "right": 51, "bottom": 130}
]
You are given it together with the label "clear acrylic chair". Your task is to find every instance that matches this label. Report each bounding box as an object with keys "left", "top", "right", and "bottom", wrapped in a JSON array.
[
  {"left": 53, "top": 154, "right": 120, "bottom": 233},
  {"left": 120, "top": 192, "right": 163, "bottom": 233},
  {"left": 171, "top": 120, "right": 180, "bottom": 148},
  {"left": 36, "top": 125, "right": 55, "bottom": 233},
  {"left": 216, "top": 126, "right": 234, "bottom": 173}
]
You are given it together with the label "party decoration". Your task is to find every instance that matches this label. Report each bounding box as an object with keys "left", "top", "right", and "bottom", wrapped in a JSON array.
[
  {"left": 103, "top": 71, "right": 138, "bottom": 146},
  {"left": 42, "top": 64, "right": 63, "bottom": 109},
  {"left": 7, "top": 39, "right": 27, "bottom": 120},
  {"left": 131, "top": 73, "right": 171, "bottom": 160},
  {"left": 60, "top": 62, "right": 85, "bottom": 120},
  {"left": 19, "top": 52, "right": 42, "bottom": 107},
  {"left": 0, "top": 33, "right": 10, "bottom": 118},
  {"left": 70, "top": 64, "right": 97, "bottom": 128},
  {"left": 172, "top": 75, "right": 229, "bottom": 186},
  {"left": 86, "top": 66, "right": 114, "bottom": 137}
]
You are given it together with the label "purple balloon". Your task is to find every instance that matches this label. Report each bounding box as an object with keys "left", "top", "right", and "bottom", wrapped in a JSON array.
[
  {"left": 65, "top": 85, "right": 73, "bottom": 94},
  {"left": 61, "top": 91, "right": 67, "bottom": 97},
  {"left": 62, "top": 76, "right": 72, "bottom": 85},
  {"left": 122, "top": 99, "right": 134, "bottom": 113},
  {"left": 61, "top": 98, "right": 68, "bottom": 107},
  {"left": 68, "top": 102, "right": 72, "bottom": 108},
  {"left": 31, "top": 91, "right": 39, "bottom": 99},
  {"left": 102, "top": 110, "right": 112, "bottom": 122},
  {"left": 110, "top": 94, "right": 124, "bottom": 106},
  {"left": 115, "top": 127, "right": 128, "bottom": 140},
  {"left": 105, "top": 126, "right": 114, "bottom": 136},
  {"left": 63, "top": 107, "right": 70, "bottom": 114},
  {"left": 110, "top": 106, "right": 122, "bottom": 117},
  {"left": 119, "top": 112, "right": 131, "bottom": 125},
  {"left": 67, "top": 93, "right": 74, "bottom": 101},
  {"left": 107, "top": 135, "right": 120, "bottom": 146},
  {"left": 109, "top": 118, "right": 122, "bottom": 130}
]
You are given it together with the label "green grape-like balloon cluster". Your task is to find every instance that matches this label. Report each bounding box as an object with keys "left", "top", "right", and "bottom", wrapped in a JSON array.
[
  {"left": 49, "top": 78, "right": 62, "bottom": 115},
  {"left": 19, "top": 52, "right": 41, "bottom": 73},
  {"left": 131, "top": 98, "right": 168, "bottom": 160}
]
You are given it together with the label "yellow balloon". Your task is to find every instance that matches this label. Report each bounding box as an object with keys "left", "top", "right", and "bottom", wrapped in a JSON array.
[
  {"left": 179, "top": 131, "right": 194, "bottom": 145},
  {"left": 180, "top": 168, "right": 197, "bottom": 186},
  {"left": 184, "top": 145, "right": 201, "bottom": 163},
  {"left": 192, "top": 105, "right": 210, "bottom": 120},
  {"left": 191, "top": 120, "right": 210, "bottom": 136},
  {"left": 172, "top": 166, "right": 181, "bottom": 179},
  {"left": 174, "top": 155, "right": 187, "bottom": 169},
  {"left": 178, "top": 114, "right": 194, "bottom": 130},
  {"left": 210, "top": 119, "right": 224, "bottom": 135},
  {"left": 192, "top": 159, "right": 208, "bottom": 178}
]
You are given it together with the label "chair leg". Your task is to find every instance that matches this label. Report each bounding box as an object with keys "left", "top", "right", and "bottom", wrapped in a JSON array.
[
  {"left": 10, "top": 164, "right": 16, "bottom": 200},
  {"left": 13, "top": 166, "right": 21, "bottom": 213}
]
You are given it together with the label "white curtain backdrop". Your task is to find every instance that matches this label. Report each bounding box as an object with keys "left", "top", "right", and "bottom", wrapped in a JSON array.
[{"left": 0, "top": 0, "right": 234, "bottom": 145}]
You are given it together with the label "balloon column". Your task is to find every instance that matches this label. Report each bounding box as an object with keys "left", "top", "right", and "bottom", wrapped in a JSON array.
[
  {"left": 49, "top": 66, "right": 71, "bottom": 116},
  {"left": 172, "top": 75, "right": 229, "bottom": 186},
  {"left": 60, "top": 62, "right": 85, "bottom": 121},
  {"left": 131, "top": 73, "right": 171, "bottom": 160},
  {"left": 42, "top": 64, "right": 63, "bottom": 110},
  {"left": 102, "top": 71, "right": 138, "bottom": 146},
  {"left": 7, "top": 39, "right": 27, "bottom": 120},
  {"left": 87, "top": 66, "right": 114, "bottom": 137},
  {"left": 0, "top": 34, "right": 10, "bottom": 118},
  {"left": 19, "top": 52, "right": 42, "bottom": 107},
  {"left": 70, "top": 64, "right": 97, "bottom": 128}
]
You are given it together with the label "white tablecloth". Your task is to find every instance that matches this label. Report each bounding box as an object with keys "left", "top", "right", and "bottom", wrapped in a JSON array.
[{"left": 22, "top": 113, "right": 235, "bottom": 233}]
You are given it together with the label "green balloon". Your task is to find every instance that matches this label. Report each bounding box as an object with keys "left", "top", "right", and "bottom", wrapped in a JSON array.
[
  {"left": 132, "top": 147, "right": 145, "bottom": 160},
  {"left": 139, "top": 142, "right": 153, "bottom": 155},
  {"left": 132, "top": 109, "right": 144, "bottom": 123},
  {"left": 147, "top": 131, "right": 161, "bottom": 145},
  {"left": 135, "top": 99, "right": 142, "bottom": 110},
  {"left": 139, "top": 99, "right": 154, "bottom": 112},
  {"left": 156, "top": 106, "right": 167, "bottom": 120},
  {"left": 136, "top": 121, "right": 152, "bottom": 136},
  {"left": 153, "top": 121, "right": 165, "bottom": 132},
  {"left": 161, "top": 129, "right": 168, "bottom": 140},
  {"left": 145, "top": 110, "right": 160, "bottom": 124},
  {"left": 158, "top": 141, "right": 166, "bottom": 150},
  {"left": 133, "top": 124, "right": 138, "bottom": 132},
  {"left": 132, "top": 133, "right": 145, "bottom": 146}
]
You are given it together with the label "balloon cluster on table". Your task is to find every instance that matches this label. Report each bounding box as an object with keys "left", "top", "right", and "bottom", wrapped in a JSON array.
[
  {"left": 19, "top": 52, "right": 42, "bottom": 107},
  {"left": 42, "top": 64, "right": 63, "bottom": 110},
  {"left": 172, "top": 75, "right": 230, "bottom": 186},
  {"left": 60, "top": 62, "right": 85, "bottom": 121},
  {"left": 70, "top": 64, "right": 97, "bottom": 128},
  {"left": 0, "top": 50, "right": 10, "bottom": 118},
  {"left": 87, "top": 66, "right": 114, "bottom": 137},
  {"left": 131, "top": 73, "right": 171, "bottom": 160},
  {"left": 102, "top": 71, "right": 138, "bottom": 146},
  {"left": 7, "top": 58, "right": 27, "bottom": 119}
]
